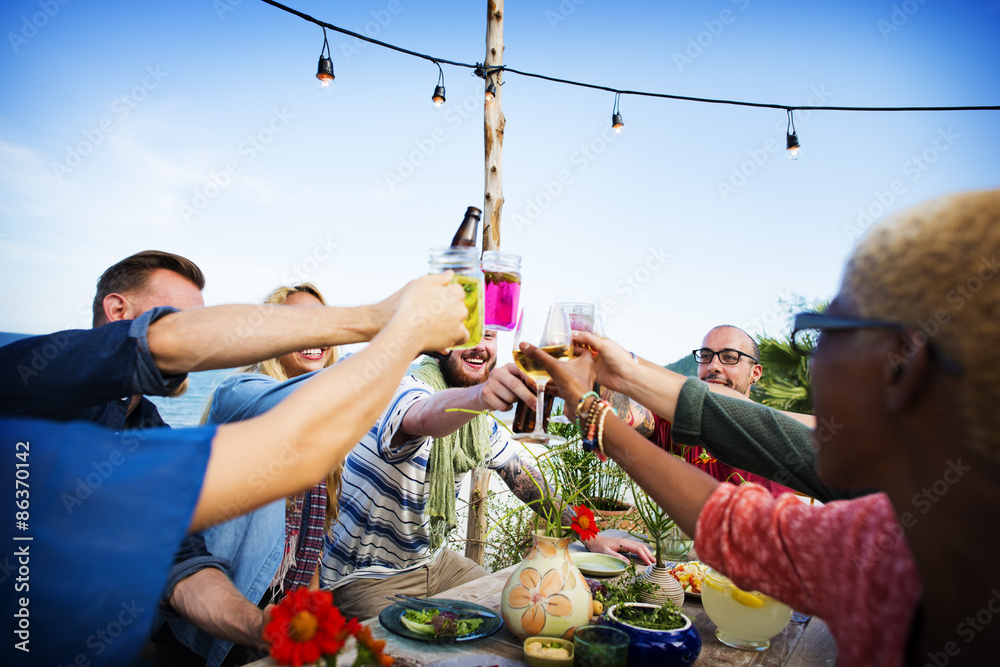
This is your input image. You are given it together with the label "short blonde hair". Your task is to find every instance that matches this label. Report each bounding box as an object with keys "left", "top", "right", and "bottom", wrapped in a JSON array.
[{"left": 842, "top": 189, "right": 1000, "bottom": 456}]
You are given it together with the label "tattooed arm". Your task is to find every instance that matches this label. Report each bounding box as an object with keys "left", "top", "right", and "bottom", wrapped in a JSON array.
[
  {"left": 496, "top": 452, "right": 654, "bottom": 565},
  {"left": 601, "top": 387, "right": 657, "bottom": 439},
  {"left": 496, "top": 453, "right": 570, "bottom": 527}
]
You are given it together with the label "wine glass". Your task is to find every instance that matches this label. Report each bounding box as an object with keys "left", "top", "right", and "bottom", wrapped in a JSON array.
[
  {"left": 511, "top": 304, "right": 573, "bottom": 446},
  {"left": 549, "top": 297, "right": 602, "bottom": 424}
]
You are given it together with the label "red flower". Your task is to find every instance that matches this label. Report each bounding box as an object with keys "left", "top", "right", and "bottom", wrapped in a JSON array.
[
  {"left": 570, "top": 505, "right": 599, "bottom": 542},
  {"left": 264, "top": 589, "right": 352, "bottom": 666}
]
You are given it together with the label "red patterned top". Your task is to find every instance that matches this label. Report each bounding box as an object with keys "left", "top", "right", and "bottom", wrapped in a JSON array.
[
  {"left": 696, "top": 484, "right": 921, "bottom": 666},
  {"left": 653, "top": 415, "right": 795, "bottom": 498}
]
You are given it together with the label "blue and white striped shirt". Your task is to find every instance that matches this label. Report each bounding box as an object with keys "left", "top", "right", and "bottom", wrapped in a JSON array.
[{"left": 319, "top": 374, "right": 517, "bottom": 588}]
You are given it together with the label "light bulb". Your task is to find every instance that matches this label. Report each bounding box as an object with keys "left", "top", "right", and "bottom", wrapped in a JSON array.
[
  {"left": 786, "top": 131, "right": 800, "bottom": 160},
  {"left": 316, "top": 56, "right": 335, "bottom": 84},
  {"left": 432, "top": 85, "right": 446, "bottom": 106}
]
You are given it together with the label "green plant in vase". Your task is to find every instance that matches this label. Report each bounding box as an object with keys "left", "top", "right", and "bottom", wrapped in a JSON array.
[{"left": 448, "top": 406, "right": 598, "bottom": 639}]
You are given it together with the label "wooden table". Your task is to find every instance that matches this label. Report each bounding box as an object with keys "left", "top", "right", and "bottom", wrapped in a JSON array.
[{"left": 248, "top": 562, "right": 836, "bottom": 666}]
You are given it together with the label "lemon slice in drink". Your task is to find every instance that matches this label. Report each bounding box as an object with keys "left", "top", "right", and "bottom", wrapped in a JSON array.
[{"left": 730, "top": 589, "right": 766, "bottom": 609}]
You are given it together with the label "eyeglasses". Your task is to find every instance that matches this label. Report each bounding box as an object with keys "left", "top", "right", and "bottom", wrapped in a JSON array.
[
  {"left": 692, "top": 348, "right": 759, "bottom": 365},
  {"left": 790, "top": 311, "right": 963, "bottom": 374}
]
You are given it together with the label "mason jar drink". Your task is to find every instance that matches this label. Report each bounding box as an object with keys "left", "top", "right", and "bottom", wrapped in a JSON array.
[
  {"left": 701, "top": 568, "right": 791, "bottom": 651},
  {"left": 481, "top": 250, "right": 521, "bottom": 331},
  {"left": 429, "top": 247, "right": 484, "bottom": 349}
]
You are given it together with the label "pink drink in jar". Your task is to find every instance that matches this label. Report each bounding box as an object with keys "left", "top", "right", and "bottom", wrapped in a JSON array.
[{"left": 482, "top": 251, "right": 521, "bottom": 331}]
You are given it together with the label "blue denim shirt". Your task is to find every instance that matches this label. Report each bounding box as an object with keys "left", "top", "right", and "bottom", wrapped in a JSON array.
[
  {"left": 0, "top": 306, "right": 186, "bottom": 429},
  {"left": 160, "top": 371, "right": 319, "bottom": 667}
]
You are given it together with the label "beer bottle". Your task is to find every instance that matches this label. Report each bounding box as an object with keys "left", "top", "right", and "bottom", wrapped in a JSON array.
[
  {"left": 513, "top": 393, "right": 555, "bottom": 434},
  {"left": 450, "top": 206, "right": 482, "bottom": 247}
]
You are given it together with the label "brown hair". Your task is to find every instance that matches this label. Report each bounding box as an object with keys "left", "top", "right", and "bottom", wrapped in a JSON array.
[{"left": 92, "top": 250, "right": 205, "bottom": 326}]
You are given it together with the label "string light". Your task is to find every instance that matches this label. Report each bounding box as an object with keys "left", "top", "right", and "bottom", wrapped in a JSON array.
[
  {"left": 786, "top": 109, "right": 801, "bottom": 160},
  {"left": 315, "top": 27, "right": 334, "bottom": 86},
  {"left": 611, "top": 92, "right": 624, "bottom": 133},
  {"left": 485, "top": 76, "right": 496, "bottom": 102},
  {"left": 263, "top": 0, "right": 1000, "bottom": 131},
  {"left": 432, "top": 62, "right": 446, "bottom": 106}
]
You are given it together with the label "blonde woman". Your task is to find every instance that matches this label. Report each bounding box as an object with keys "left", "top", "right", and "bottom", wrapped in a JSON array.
[{"left": 161, "top": 284, "right": 355, "bottom": 667}]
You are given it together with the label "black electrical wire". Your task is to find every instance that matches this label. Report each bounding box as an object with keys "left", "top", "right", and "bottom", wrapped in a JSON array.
[{"left": 261, "top": 0, "right": 1000, "bottom": 113}]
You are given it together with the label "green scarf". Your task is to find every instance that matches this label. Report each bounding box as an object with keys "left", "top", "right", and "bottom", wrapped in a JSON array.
[{"left": 412, "top": 357, "right": 493, "bottom": 549}]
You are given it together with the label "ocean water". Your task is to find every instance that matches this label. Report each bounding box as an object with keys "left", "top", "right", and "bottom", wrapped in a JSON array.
[{"left": 147, "top": 368, "right": 236, "bottom": 427}]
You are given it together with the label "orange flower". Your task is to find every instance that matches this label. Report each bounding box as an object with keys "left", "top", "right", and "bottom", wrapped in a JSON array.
[
  {"left": 506, "top": 567, "right": 573, "bottom": 636},
  {"left": 570, "top": 505, "right": 599, "bottom": 542},
  {"left": 351, "top": 624, "right": 394, "bottom": 666}
]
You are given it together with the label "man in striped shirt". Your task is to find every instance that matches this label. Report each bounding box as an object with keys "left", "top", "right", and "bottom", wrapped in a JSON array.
[{"left": 319, "top": 330, "right": 654, "bottom": 620}]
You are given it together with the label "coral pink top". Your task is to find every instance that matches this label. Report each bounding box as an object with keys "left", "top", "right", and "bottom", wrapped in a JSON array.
[{"left": 696, "top": 484, "right": 921, "bottom": 666}]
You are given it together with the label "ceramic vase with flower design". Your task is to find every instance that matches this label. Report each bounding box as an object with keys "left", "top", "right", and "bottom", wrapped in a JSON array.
[{"left": 500, "top": 531, "right": 593, "bottom": 640}]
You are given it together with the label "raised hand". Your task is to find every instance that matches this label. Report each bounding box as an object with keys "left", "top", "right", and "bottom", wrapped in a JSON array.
[
  {"left": 478, "top": 363, "right": 538, "bottom": 413},
  {"left": 519, "top": 342, "right": 595, "bottom": 421},
  {"left": 395, "top": 272, "right": 470, "bottom": 352},
  {"left": 574, "top": 331, "right": 638, "bottom": 395}
]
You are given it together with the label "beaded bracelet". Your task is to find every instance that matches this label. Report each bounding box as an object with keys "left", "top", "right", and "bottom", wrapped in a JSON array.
[
  {"left": 582, "top": 398, "right": 611, "bottom": 458},
  {"left": 595, "top": 403, "right": 612, "bottom": 461},
  {"left": 575, "top": 391, "right": 600, "bottom": 425}
]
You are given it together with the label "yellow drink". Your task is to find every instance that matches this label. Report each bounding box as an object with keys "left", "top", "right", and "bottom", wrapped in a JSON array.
[
  {"left": 701, "top": 568, "right": 791, "bottom": 651},
  {"left": 512, "top": 344, "right": 572, "bottom": 382},
  {"left": 451, "top": 274, "right": 484, "bottom": 350}
]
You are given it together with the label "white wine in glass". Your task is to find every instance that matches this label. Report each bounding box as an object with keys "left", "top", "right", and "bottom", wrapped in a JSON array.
[
  {"left": 511, "top": 304, "right": 572, "bottom": 445},
  {"left": 549, "top": 296, "right": 602, "bottom": 423}
]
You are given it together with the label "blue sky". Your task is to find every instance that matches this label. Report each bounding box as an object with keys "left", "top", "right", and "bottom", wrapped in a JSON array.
[{"left": 2, "top": 0, "right": 998, "bottom": 364}]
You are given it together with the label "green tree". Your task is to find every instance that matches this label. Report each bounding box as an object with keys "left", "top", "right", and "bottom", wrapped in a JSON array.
[
  {"left": 750, "top": 300, "right": 827, "bottom": 415},
  {"left": 664, "top": 354, "right": 698, "bottom": 376}
]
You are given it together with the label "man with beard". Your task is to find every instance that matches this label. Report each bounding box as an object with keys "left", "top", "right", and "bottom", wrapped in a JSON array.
[
  {"left": 648, "top": 325, "right": 795, "bottom": 496},
  {"left": 318, "top": 330, "right": 654, "bottom": 620}
]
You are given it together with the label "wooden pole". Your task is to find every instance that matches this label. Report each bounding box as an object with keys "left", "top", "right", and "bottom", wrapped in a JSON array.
[
  {"left": 465, "top": 0, "right": 504, "bottom": 568},
  {"left": 482, "top": 0, "right": 505, "bottom": 252}
]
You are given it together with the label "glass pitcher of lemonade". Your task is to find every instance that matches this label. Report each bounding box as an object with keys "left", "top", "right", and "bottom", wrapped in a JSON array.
[{"left": 701, "top": 568, "right": 791, "bottom": 651}]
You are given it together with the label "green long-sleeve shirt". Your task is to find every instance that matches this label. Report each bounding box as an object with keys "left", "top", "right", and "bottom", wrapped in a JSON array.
[{"left": 671, "top": 378, "right": 873, "bottom": 503}]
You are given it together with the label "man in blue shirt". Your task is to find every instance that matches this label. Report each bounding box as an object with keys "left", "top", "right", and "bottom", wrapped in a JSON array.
[
  {"left": 0, "top": 271, "right": 471, "bottom": 666},
  {"left": 0, "top": 249, "right": 419, "bottom": 664},
  {"left": 0, "top": 250, "right": 405, "bottom": 430}
]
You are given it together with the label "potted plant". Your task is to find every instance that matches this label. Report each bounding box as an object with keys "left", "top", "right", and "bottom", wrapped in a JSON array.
[
  {"left": 490, "top": 425, "right": 598, "bottom": 640},
  {"left": 547, "top": 416, "right": 639, "bottom": 532},
  {"left": 630, "top": 481, "right": 686, "bottom": 608},
  {"left": 601, "top": 600, "right": 701, "bottom": 666}
]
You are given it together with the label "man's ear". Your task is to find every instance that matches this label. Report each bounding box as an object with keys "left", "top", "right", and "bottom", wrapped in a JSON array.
[
  {"left": 102, "top": 293, "right": 130, "bottom": 323},
  {"left": 883, "top": 330, "right": 931, "bottom": 411},
  {"left": 750, "top": 364, "right": 763, "bottom": 385}
]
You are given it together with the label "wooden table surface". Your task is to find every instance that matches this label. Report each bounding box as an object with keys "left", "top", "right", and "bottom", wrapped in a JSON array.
[{"left": 248, "top": 561, "right": 837, "bottom": 667}]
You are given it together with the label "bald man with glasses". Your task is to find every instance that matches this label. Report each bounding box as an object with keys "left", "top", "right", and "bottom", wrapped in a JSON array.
[{"left": 636, "top": 325, "right": 795, "bottom": 497}]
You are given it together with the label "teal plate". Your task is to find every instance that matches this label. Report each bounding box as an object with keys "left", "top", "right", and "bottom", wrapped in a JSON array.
[
  {"left": 379, "top": 598, "right": 504, "bottom": 644},
  {"left": 571, "top": 552, "right": 628, "bottom": 577}
]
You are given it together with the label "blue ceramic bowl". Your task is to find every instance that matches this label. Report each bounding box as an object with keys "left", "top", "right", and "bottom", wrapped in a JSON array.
[{"left": 601, "top": 603, "right": 701, "bottom": 666}]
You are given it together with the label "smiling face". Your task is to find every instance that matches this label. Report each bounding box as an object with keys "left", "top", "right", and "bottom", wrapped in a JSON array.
[
  {"left": 439, "top": 330, "right": 498, "bottom": 388},
  {"left": 697, "top": 326, "right": 762, "bottom": 396},
  {"left": 276, "top": 291, "right": 332, "bottom": 378}
]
